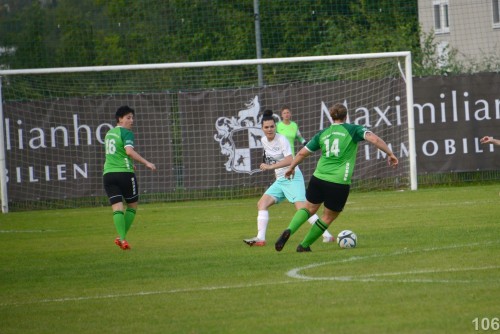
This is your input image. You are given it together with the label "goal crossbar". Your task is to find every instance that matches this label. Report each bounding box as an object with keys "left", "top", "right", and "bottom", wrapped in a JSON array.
[{"left": 0, "top": 52, "right": 412, "bottom": 76}]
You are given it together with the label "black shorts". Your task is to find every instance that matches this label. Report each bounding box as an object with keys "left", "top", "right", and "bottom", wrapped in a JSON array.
[
  {"left": 306, "top": 175, "right": 350, "bottom": 212},
  {"left": 103, "top": 172, "right": 139, "bottom": 205}
]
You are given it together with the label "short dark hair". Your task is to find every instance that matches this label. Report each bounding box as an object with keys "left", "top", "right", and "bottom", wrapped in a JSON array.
[
  {"left": 329, "top": 103, "right": 347, "bottom": 121},
  {"left": 115, "top": 106, "right": 135, "bottom": 122}
]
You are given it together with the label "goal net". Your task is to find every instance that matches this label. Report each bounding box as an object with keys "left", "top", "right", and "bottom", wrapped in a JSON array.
[{"left": 0, "top": 53, "right": 416, "bottom": 212}]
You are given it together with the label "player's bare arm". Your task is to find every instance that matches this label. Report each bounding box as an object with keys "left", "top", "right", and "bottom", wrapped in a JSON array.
[
  {"left": 285, "top": 147, "right": 310, "bottom": 178},
  {"left": 260, "top": 155, "right": 293, "bottom": 171},
  {"left": 364, "top": 132, "right": 398, "bottom": 168},
  {"left": 125, "top": 146, "right": 157, "bottom": 171},
  {"left": 480, "top": 136, "right": 500, "bottom": 146}
]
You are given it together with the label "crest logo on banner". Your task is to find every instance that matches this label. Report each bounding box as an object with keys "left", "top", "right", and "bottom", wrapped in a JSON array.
[{"left": 214, "top": 96, "right": 265, "bottom": 174}]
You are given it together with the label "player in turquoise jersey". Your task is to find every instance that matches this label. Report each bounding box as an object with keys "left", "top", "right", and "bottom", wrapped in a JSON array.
[
  {"left": 276, "top": 106, "right": 307, "bottom": 155},
  {"left": 103, "top": 106, "right": 156, "bottom": 250},
  {"left": 275, "top": 103, "right": 398, "bottom": 252}
]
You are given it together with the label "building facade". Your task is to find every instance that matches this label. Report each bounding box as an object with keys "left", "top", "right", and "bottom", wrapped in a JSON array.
[{"left": 418, "top": 0, "right": 500, "bottom": 66}]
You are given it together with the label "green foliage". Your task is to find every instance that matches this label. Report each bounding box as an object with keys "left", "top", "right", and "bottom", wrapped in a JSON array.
[
  {"left": 0, "top": 185, "right": 499, "bottom": 333},
  {"left": 2, "top": 1, "right": 496, "bottom": 84},
  {"left": 311, "top": 0, "right": 420, "bottom": 57},
  {"left": 0, "top": 0, "right": 420, "bottom": 70},
  {"left": 413, "top": 30, "right": 465, "bottom": 76},
  {"left": 11, "top": 2, "right": 50, "bottom": 68}
]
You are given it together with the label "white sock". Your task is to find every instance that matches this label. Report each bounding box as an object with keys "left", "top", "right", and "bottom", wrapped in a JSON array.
[
  {"left": 322, "top": 229, "right": 333, "bottom": 238},
  {"left": 256, "top": 210, "right": 269, "bottom": 240},
  {"left": 307, "top": 213, "right": 319, "bottom": 224},
  {"left": 307, "top": 213, "right": 333, "bottom": 238}
]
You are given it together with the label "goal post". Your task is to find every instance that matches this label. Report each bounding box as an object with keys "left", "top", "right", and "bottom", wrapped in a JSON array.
[
  {"left": 0, "top": 78, "right": 8, "bottom": 213},
  {"left": 0, "top": 52, "right": 417, "bottom": 213}
]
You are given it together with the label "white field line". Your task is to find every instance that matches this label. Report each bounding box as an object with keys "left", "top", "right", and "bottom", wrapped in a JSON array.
[
  {"left": 286, "top": 241, "right": 499, "bottom": 277},
  {"left": 1, "top": 241, "right": 498, "bottom": 307},
  {"left": 286, "top": 240, "right": 500, "bottom": 282},
  {"left": 287, "top": 265, "right": 500, "bottom": 282},
  {"left": 0, "top": 280, "right": 298, "bottom": 307}
]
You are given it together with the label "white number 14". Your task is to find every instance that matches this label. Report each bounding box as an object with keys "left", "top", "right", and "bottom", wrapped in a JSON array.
[{"left": 325, "top": 138, "right": 340, "bottom": 157}]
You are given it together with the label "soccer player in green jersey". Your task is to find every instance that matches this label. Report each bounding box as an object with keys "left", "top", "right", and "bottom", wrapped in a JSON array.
[
  {"left": 276, "top": 105, "right": 335, "bottom": 243},
  {"left": 103, "top": 106, "right": 156, "bottom": 250},
  {"left": 276, "top": 106, "right": 307, "bottom": 156},
  {"left": 275, "top": 103, "right": 398, "bottom": 252}
]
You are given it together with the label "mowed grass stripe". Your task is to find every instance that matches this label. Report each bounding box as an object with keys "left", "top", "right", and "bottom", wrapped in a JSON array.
[{"left": 0, "top": 184, "right": 498, "bottom": 334}]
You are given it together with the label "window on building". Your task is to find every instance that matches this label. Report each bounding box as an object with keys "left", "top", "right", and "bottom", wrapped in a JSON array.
[
  {"left": 433, "top": 0, "right": 450, "bottom": 34},
  {"left": 493, "top": 0, "right": 500, "bottom": 28}
]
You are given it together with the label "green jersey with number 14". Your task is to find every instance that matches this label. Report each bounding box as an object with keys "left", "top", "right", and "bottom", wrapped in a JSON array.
[
  {"left": 306, "top": 123, "right": 368, "bottom": 185},
  {"left": 103, "top": 126, "right": 135, "bottom": 174}
]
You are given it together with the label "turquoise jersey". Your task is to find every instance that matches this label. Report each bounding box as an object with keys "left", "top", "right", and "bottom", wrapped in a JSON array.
[{"left": 306, "top": 123, "right": 368, "bottom": 184}]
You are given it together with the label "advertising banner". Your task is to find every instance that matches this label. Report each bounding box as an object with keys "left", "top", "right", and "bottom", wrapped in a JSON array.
[
  {"left": 413, "top": 74, "right": 500, "bottom": 172},
  {"left": 2, "top": 73, "right": 499, "bottom": 201},
  {"left": 3, "top": 94, "right": 174, "bottom": 200}
]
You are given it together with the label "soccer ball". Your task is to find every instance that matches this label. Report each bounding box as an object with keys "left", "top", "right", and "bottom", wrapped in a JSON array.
[{"left": 337, "top": 230, "right": 357, "bottom": 249}]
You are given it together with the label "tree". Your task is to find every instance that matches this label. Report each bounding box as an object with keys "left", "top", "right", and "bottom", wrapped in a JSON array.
[{"left": 8, "top": 2, "right": 50, "bottom": 68}]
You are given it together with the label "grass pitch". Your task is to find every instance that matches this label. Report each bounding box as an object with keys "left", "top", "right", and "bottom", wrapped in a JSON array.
[{"left": 0, "top": 184, "right": 499, "bottom": 333}]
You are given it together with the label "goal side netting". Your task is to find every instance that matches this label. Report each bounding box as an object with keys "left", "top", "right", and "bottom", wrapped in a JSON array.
[{"left": 0, "top": 53, "right": 416, "bottom": 212}]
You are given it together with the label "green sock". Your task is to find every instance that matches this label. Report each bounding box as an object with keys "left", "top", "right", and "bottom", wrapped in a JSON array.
[
  {"left": 301, "top": 218, "right": 329, "bottom": 248},
  {"left": 125, "top": 208, "right": 137, "bottom": 233},
  {"left": 288, "top": 208, "right": 311, "bottom": 234},
  {"left": 113, "top": 211, "right": 126, "bottom": 240}
]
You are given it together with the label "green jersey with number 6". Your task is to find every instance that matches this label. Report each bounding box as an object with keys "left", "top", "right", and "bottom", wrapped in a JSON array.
[
  {"left": 306, "top": 123, "right": 368, "bottom": 184},
  {"left": 103, "top": 126, "right": 135, "bottom": 174}
]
